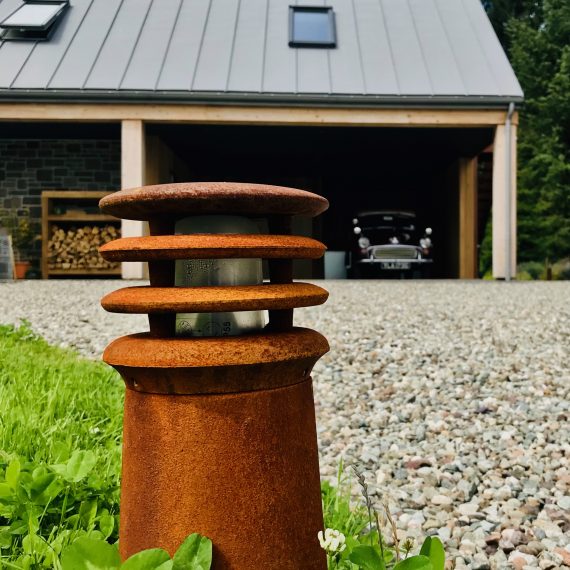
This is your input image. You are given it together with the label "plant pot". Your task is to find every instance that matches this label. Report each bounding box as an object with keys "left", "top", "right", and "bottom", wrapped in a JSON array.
[{"left": 14, "top": 261, "right": 31, "bottom": 279}]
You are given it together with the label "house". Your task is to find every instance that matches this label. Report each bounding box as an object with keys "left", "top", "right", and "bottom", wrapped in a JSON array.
[{"left": 0, "top": 0, "right": 523, "bottom": 279}]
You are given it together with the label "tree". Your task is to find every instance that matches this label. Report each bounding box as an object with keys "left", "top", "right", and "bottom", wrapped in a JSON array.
[{"left": 483, "top": 0, "right": 570, "bottom": 267}]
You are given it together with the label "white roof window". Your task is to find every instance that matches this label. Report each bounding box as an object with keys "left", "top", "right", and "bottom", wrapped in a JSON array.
[{"left": 0, "top": 0, "right": 69, "bottom": 41}]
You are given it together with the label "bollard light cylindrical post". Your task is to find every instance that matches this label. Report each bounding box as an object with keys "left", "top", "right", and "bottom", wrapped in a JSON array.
[{"left": 98, "top": 183, "right": 330, "bottom": 569}]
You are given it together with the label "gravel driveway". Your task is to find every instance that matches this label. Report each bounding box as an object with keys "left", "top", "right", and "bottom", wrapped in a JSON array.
[{"left": 1, "top": 280, "right": 569, "bottom": 569}]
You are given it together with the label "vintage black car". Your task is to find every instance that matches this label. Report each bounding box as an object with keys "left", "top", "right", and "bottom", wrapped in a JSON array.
[{"left": 348, "top": 211, "right": 433, "bottom": 278}]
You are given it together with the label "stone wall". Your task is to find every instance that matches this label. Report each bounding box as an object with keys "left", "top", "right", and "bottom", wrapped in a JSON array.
[{"left": 0, "top": 138, "right": 120, "bottom": 266}]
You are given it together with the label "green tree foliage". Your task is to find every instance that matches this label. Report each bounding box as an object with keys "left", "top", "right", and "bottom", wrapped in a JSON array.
[
  {"left": 484, "top": 0, "right": 570, "bottom": 265},
  {"left": 483, "top": 0, "right": 544, "bottom": 48}
]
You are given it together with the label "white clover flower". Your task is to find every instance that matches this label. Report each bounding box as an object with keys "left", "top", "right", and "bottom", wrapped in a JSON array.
[{"left": 318, "top": 528, "right": 347, "bottom": 554}]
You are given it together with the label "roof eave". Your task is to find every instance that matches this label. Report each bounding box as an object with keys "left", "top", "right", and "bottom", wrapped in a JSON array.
[{"left": 0, "top": 89, "right": 524, "bottom": 108}]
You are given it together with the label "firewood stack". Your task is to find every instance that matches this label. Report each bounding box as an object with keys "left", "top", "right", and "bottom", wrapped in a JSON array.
[{"left": 47, "top": 225, "right": 120, "bottom": 271}]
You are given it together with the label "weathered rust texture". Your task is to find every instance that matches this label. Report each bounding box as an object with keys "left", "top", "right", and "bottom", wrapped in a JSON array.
[
  {"left": 103, "top": 328, "right": 329, "bottom": 395},
  {"left": 101, "top": 283, "right": 328, "bottom": 314},
  {"left": 104, "top": 328, "right": 328, "bottom": 370},
  {"left": 99, "top": 182, "right": 329, "bottom": 220},
  {"left": 100, "top": 234, "right": 326, "bottom": 262},
  {"left": 119, "top": 377, "right": 327, "bottom": 569}
]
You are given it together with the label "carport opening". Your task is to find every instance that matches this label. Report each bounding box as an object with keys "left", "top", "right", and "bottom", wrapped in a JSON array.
[{"left": 148, "top": 123, "right": 494, "bottom": 279}]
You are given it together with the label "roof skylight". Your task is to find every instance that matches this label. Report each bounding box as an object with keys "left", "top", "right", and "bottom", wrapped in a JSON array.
[
  {"left": 0, "top": 0, "right": 69, "bottom": 41},
  {"left": 289, "top": 6, "right": 337, "bottom": 48}
]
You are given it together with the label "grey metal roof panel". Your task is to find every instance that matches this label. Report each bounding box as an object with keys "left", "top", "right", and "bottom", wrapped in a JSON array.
[
  {"left": 0, "top": 38, "right": 35, "bottom": 88},
  {"left": 226, "top": 0, "right": 267, "bottom": 93},
  {"left": 120, "top": 0, "right": 181, "bottom": 90},
  {"left": 191, "top": 0, "right": 239, "bottom": 91},
  {"left": 381, "top": 0, "right": 433, "bottom": 96},
  {"left": 155, "top": 0, "right": 211, "bottom": 91},
  {"left": 48, "top": 0, "right": 122, "bottom": 89},
  {"left": 262, "top": 0, "right": 296, "bottom": 93},
  {"left": 436, "top": 0, "right": 502, "bottom": 95},
  {"left": 327, "top": 0, "right": 365, "bottom": 94},
  {"left": 297, "top": 48, "right": 331, "bottom": 94},
  {"left": 0, "top": 0, "right": 523, "bottom": 103},
  {"left": 84, "top": 0, "right": 152, "bottom": 90},
  {"left": 409, "top": 0, "right": 466, "bottom": 95},
  {"left": 352, "top": 0, "right": 398, "bottom": 95}
]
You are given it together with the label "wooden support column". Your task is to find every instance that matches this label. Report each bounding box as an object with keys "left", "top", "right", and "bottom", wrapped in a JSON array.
[
  {"left": 121, "top": 120, "right": 146, "bottom": 279},
  {"left": 492, "top": 123, "right": 517, "bottom": 279},
  {"left": 459, "top": 157, "right": 478, "bottom": 279}
]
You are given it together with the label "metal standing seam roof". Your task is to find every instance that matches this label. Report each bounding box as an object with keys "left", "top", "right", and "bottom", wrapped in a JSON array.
[{"left": 0, "top": 0, "right": 523, "bottom": 106}]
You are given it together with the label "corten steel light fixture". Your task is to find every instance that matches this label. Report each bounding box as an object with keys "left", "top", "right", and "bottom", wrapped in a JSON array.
[{"left": 98, "top": 182, "right": 330, "bottom": 569}]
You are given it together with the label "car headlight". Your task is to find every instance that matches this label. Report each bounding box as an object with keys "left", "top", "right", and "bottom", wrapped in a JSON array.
[{"left": 358, "top": 236, "right": 370, "bottom": 249}]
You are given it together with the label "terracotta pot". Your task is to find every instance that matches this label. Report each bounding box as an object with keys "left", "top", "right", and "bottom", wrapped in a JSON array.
[{"left": 14, "top": 261, "right": 31, "bottom": 279}]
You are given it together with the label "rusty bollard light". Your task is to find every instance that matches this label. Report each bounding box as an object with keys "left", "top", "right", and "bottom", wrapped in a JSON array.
[{"left": 98, "top": 183, "right": 330, "bottom": 569}]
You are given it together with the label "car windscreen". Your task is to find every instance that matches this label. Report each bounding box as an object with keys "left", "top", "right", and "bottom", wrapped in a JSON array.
[{"left": 359, "top": 215, "right": 416, "bottom": 232}]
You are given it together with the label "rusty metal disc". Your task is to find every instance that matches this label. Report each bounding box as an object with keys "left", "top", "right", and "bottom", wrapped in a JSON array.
[{"left": 99, "top": 182, "right": 329, "bottom": 220}]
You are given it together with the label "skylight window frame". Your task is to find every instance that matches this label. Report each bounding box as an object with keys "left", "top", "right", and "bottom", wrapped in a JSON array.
[
  {"left": 0, "top": 0, "right": 69, "bottom": 42},
  {"left": 288, "top": 6, "right": 337, "bottom": 49}
]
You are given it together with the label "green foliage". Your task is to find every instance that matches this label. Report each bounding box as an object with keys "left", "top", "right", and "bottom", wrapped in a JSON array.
[
  {"left": 59, "top": 533, "right": 212, "bottom": 570},
  {"left": 0, "top": 322, "right": 123, "bottom": 567},
  {"left": 517, "top": 260, "right": 546, "bottom": 279},
  {"left": 552, "top": 257, "right": 570, "bottom": 279},
  {"left": 348, "top": 545, "right": 385, "bottom": 570},
  {"left": 483, "top": 0, "right": 544, "bottom": 48},
  {"left": 0, "top": 210, "right": 40, "bottom": 260},
  {"left": 171, "top": 534, "right": 212, "bottom": 570},
  {"left": 418, "top": 537, "right": 444, "bottom": 570},
  {"left": 60, "top": 538, "right": 121, "bottom": 570},
  {"left": 392, "top": 555, "right": 432, "bottom": 570},
  {"left": 484, "top": 0, "right": 570, "bottom": 265}
]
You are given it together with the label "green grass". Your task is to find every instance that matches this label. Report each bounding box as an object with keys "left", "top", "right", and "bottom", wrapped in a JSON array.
[
  {"left": 0, "top": 323, "right": 123, "bottom": 467},
  {"left": 0, "top": 323, "right": 124, "bottom": 568}
]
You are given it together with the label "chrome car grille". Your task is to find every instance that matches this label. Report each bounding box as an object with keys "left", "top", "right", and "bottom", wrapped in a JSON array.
[{"left": 371, "top": 245, "right": 419, "bottom": 260}]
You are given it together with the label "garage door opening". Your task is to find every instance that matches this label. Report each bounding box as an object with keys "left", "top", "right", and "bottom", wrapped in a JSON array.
[{"left": 147, "top": 123, "right": 494, "bottom": 279}]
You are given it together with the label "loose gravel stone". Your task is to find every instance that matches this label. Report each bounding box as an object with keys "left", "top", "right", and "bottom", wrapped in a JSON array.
[{"left": 1, "top": 279, "right": 569, "bottom": 567}]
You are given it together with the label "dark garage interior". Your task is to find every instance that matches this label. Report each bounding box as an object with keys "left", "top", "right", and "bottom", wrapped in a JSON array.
[{"left": 149, "top": 123, "right": 495, "bottom": 278}]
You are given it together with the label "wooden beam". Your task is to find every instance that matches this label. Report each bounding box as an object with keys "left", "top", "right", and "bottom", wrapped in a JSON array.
[
  {"left": 492, "top": 124, "right": 517, "bottom": 278},
  {"left": 0, "top": 103, "right": 516, "bottom": 127},
  {"left": 459, "top": 157, "right": 478, "bottom": 279},
  {"left": 121, "top": 120, "right": 146, "bottom": 279}
]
